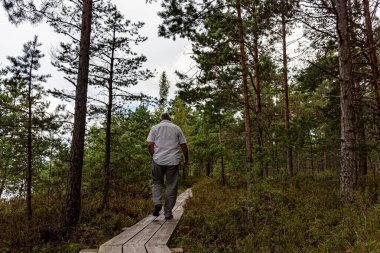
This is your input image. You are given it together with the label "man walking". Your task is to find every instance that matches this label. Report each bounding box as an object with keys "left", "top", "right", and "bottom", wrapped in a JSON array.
[{"left": 147, "top": 113, "right": 189, "bottom": 220}]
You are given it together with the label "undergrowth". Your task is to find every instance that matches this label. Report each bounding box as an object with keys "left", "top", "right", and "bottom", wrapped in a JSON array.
[
  {"left": 0, "top": 187, "right": 152, "bottom": 253},
  {"left": 170, "top": 173, "right": 380, "bottom": 252},
  {"left": 0, "top": 175, "right": 199, "bottom": 253}
]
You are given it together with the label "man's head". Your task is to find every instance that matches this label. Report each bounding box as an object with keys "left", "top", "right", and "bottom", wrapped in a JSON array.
[{"left": 160, "top": 113, "right": 171, "bottom": 121}]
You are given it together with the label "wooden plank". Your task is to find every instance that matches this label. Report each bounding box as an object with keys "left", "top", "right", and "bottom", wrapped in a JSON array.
[
  {"left": 144, "top": 244, "right": 172, "bottom": 253},
  {"left": 123, "top": 215, "right": 166, "bottom": 253},
  {"left": 173, "top": 190, "right": 189, "bottom": 207},
  {"left": 174, "top": 193, "right": 186, "bottom": 204},
  {"left": 123, "top": 189, "right": 190, "bottom": 253},
  {"left": 148, "top": 207, "right": 184, "bottom": 245},
  {"left": 146, "top": 190, "right": 191, "bottom": 253},
  {"left": 79, "top": 250, "right": 98, "bottom": 253},
  {"left": 98, "top": 189, "right": 192, "bottom": 253},
  {"left": 145, "top": 207, "right": 184, "bottom": 253},
  {"left": 171, "top": 190, "right": 190, "bottom": 211},
  {"left": 170, "top": 248, "right": 184, "bottom": 253},
  {"left": 122, "top": 243, "right": 147, "bottom": 253},
  {"left": 98, "top": 215, "right": 157, "bottom": 253}
]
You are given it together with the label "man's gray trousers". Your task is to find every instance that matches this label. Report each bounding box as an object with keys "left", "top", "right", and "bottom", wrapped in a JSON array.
[{"left": 152, "top": 161, "right": 179, "bottom": 217}]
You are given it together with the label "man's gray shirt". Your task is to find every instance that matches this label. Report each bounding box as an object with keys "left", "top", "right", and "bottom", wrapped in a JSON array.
[{"left": 147, "top": 120, "right": 187, "bottom": 166}]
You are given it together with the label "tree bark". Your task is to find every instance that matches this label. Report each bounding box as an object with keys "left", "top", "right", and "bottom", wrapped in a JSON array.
[
  {"left": 274, "top": 140, "right": 279, "bottom": 173},
  {"left": 182, "top": 163, "right": 186, "bottom": 179},
  {"left": 363, "top": 0, "right": 380, "bottom": 171},
  {"left": 309, "top": 133, "right": 314, "bottom": 177},
  {"left": 64, "top": 0, "right": 93, "bottom": 228},
  {"left": 253, "top": 36, "right": 266, "bottom": 177},
  {"left": 282, "top": 11, "right": 293, "bottom": 179},
  {"left": 236, "top": 0, "right": 253, "bottom": 164},
  {"left": 354, "top": 80, "right": 368, "bottom": 176},
  {"left": 357, "top": 123, "right": 368, "bottom": 175},
  {"left": 206, "top": 160, "right": 211, "bottom": 176},
  {"left": 102, "top": 22, "right": 116, "bottom": 211},
  {"left": 26, "top": 39, "right": 36, "bottom": 220},
  {"left": 335, "top": 0, "right": 356, "bottom": 203},
  {"left": 218, "top": 124, "right": 225, "bottom": 185},
  {"left": 0, "top": 167, "right": 7, "bottom": 199}
]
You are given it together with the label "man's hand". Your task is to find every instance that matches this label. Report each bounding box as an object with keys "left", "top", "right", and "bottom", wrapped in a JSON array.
[
  {"left": 147, "top": 142, "right": 154, "bottom": 160},
  {"left": 180, "top": 143, "right": 189, "bottom": 169}
]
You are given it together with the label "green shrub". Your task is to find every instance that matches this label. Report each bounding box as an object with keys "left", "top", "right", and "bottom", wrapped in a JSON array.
[
  {"left": 0, "top": 186, "right": 151, "bottom": 252},
  {"left": 171, "top": 174, "right": 380, "bottom": 252}
]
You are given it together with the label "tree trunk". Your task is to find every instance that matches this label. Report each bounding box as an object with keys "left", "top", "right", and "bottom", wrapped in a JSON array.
[
  {"left": 363, "top": 0, "right": 380, "bottom": 171},
  {"left": 0, "top": 169, "right": 6, "bottom": 199},
  {"left": 274, "top": 140, "right": 279, "bottom": 173},
  {"left": 102, "top": 23, "right": 117, "bottom": 211},
  {"left": 253, "top": 37, "right": 265, "bottom": 177},
  {"left": 335, "top": 0, "right": 356, "bottom": 203},
  {"left": 221, "top": 155, "right": 225, "bottom": 184},
  {"left": 357, "top": 125, "right": 368, "bottom": 175},
  {"left": 206, "top": 159, "right": 211, "bottom": 176},
  {"left": 219, "top": 124, "right": 225, "bottom": 185},
  {"left": 236, "top": 0, "right": 253, "bottom": 164},
  {"left": 26, "top": 40, "right": 35, "bottom": 220},
  {"left": 282, "top": 11, "right": 293, "bottom": 179},
  {"left": 182, "top": 163, "right": 186, "bottom": 179},
  {"left": 309, "top": 135, "right": 314, "bottom": 177},
  {"left": 48, "top": 132, "right": 53, "bottom": 206},
  {"left": 354, "top": 80, "right": 368, "bottom": 176},
  {"left": 64, "top": 0, "right": 93, "bottom": 228}
]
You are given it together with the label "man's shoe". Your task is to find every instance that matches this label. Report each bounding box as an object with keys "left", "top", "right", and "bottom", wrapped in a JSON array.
[
  {"left": 153, "top": 204, "right": 162, "bottom": 216},
  {"left": 165, "top": 214, "right": 173, "bottom": 220}
]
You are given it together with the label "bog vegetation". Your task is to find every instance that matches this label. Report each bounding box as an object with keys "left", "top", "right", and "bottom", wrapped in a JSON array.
[
  {"left": 173, "top": 175, "right": 380, "bottom": 252},
  {"left": 0, "top": 0, "right": 380, "bottom": 252}
]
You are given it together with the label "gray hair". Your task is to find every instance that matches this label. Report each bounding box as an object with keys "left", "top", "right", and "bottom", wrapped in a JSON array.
[{"left": 160, "top": 113, "right": 171, "bottom": 121}]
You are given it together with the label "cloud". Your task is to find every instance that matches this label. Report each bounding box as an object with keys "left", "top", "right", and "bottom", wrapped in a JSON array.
[
  {"left": 131, "top": 42, "right": 194, "bottom": 101},
  {"left": 0, "top": 0, "right": 193, "bottom": 113}
]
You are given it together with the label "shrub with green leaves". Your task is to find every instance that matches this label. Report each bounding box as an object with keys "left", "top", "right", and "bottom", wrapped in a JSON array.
[{"left": 171, "top": 174, "right": 380, "bottom": 252}]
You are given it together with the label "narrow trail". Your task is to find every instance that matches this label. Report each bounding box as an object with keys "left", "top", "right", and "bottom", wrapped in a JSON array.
[{"left": 80, "top": 188, "right": 192, "bottom": 253}]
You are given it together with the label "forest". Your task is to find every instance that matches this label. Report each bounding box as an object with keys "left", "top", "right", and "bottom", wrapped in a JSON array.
[{"left": 0, "top": 0, "right": 380, "bottom": 252}]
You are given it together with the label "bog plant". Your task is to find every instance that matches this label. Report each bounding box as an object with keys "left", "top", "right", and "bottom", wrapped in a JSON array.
[{"left": 171, "top": 174, "right": 380, "bottom": 252}]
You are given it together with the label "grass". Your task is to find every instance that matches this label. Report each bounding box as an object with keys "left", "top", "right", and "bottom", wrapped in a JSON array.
[
  {"left": 0, "top": 175, "right": 199, "bottom": 253},
  {"left": 170, "top": 172, "right": 380, "bottom": 252},
  {"left": 1, "top": 173, "right": 379, "bottom": 252},
  {"left": 0, "top": 187, "right": 152, "bottom": 253}
]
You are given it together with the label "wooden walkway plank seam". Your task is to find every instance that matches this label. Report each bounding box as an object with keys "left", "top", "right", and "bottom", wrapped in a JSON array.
[
  {"left": 123, "top": 190, "right": 189, "bottom": 249},
  {"left": 95, "top": 188, "right": 192, "bottom": 253},
  {"left": 123, "top": 192, "right": 188, "bottom": 253}
]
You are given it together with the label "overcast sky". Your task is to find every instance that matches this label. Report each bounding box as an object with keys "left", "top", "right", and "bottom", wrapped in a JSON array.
[{"left": 0, "top": 0, "right": 193, "bottom": 111}]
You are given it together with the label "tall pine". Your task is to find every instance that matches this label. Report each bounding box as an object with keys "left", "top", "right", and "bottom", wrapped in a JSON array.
[
  {"left": 4, "top": 36, "right": 51, "bottom": 219},
  {"left": 64, "top": 0, "right": 93, "bottom": 228}
]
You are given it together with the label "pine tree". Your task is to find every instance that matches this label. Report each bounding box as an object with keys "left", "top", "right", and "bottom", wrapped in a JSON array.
[
  {"left": 334, "top": 0, "right": 356, "bottom": 203},
  {"left": 4, "top": 36, "right": 52, "bottom": 219},
  {"left": 362, "top": 0, "right": 380, "bottom": 172},
  {"left": 64, "top": 0, "right": 93, "bottom": 228},
  {"left": 50, "top": 0, "right": 153, "bottom": 211},
  {"left": 90, "top": 3, "right": 153, "bottom": 210},
  {"left": 236, "top": 0, "right": 253, "bottom": 164},
  {"left": 276, "top": 0, "right": 300, "bottom": 178},
  {"left": 2, "top": 0, "right": 96, "bottom": 227},
  {"left": 1, "top": 0, "right": 54, "bottom": 24},
  {"left": 158, "top": 71, "right": 170, "bottom": 112},
  {"left": 159, "top": 0, "right": 255, "bottom": 165}
]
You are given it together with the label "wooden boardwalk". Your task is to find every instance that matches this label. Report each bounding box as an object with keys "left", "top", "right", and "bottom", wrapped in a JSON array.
[{"left": 81, "top": 189, "right": 192, "bottom": 253}]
